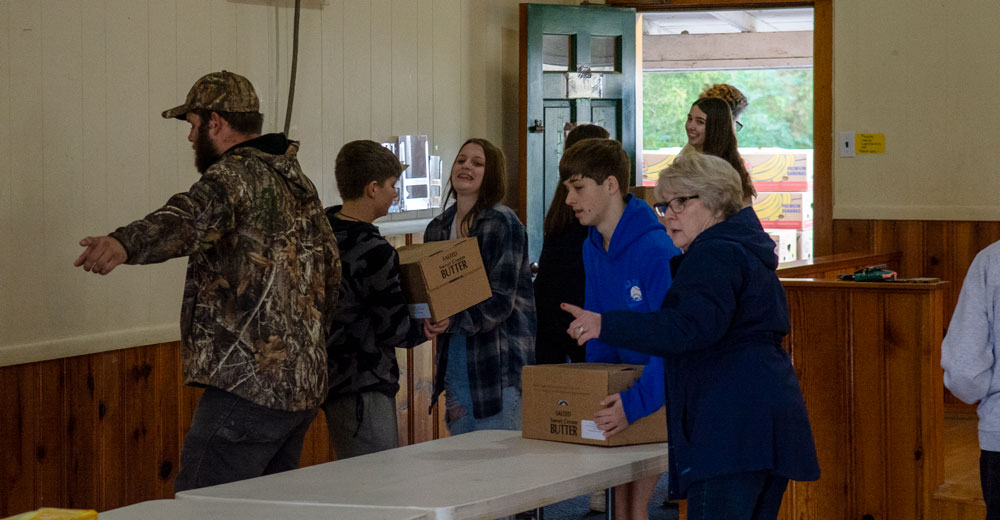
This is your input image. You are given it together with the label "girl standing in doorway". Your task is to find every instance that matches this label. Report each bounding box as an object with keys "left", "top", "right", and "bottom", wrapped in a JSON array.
[{"left": 684, "top": 96, "right": 756, "bottom": 206}]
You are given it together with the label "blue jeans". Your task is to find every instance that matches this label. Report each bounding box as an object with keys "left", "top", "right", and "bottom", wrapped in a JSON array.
[
  {"left": 444, "top": 334, "right": 521, "bottom": 435},
  {"left": 685, "top": 470, "right": 789, "bottom": 520},
  {"left": 175, "top": 387, "right": 317, "bottom": 492}
]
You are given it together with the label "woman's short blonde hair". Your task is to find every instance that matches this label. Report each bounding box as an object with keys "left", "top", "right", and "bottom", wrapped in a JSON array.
[{"left": 656, "top": 152, "right": 744, "bottom": 219}]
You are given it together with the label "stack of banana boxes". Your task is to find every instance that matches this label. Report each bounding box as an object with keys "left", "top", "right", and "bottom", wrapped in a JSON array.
[{"left": 746, "top": 150, "right": 814, "bottom": 263}]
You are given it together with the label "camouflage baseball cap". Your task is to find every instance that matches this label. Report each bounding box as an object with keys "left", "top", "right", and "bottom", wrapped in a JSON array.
[{"left": 162, "top": 70, "right": 260, "bottom": 120}]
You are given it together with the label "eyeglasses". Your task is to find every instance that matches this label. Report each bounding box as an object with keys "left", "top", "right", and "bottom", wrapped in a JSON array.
[
  {"left": 734, "top": 120, "right": 744, "bottom": 133},
  {"left": 653, "top": 195, "right": 699, "bottom": 217}
]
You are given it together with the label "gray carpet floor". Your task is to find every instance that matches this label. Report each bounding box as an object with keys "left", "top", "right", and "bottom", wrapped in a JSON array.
[{"left": 536, "top": 473, "right": 679, "bottom": 520}]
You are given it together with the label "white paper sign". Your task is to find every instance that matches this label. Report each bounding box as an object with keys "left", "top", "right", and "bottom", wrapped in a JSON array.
[
  {"left": 580, "top": 420, "right": 606, "bottom": 441},
  {"left": 408, "top": 304, "right": 431, "bottom": 319},
  {"left": 566, "top": 73, "right": 604, "bottom": 99}
]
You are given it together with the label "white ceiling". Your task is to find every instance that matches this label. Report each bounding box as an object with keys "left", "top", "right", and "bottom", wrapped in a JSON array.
[{"left": 642, "top": 8, "right": 814, "bottom": 35}]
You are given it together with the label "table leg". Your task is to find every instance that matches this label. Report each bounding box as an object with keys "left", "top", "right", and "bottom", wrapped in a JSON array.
[{"left": 605, "top": 487, "right": 615, "bottom": 520}]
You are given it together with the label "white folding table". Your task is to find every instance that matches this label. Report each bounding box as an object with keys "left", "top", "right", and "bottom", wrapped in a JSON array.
[
  {"left": 100, "top": 499, "right": 429, "bottom": 520},
  {"left": 177, "top": 430, "right": 667, "bottom": 520}
]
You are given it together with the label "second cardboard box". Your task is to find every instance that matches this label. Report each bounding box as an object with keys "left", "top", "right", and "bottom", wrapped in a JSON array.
[{"left": 522, "top": 363, "right": 667, "bottom": 446}]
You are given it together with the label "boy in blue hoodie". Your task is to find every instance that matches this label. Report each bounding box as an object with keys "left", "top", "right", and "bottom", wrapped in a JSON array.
[{"left": 559, "top": 138, "right": 681, "bottom": 519}]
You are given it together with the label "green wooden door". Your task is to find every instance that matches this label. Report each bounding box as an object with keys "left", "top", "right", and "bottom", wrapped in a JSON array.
[{"left": 519, "top": 3, "right": 637, "bottom": 262}]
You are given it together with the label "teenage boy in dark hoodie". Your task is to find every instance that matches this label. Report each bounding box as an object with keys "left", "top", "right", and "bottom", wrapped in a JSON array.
[
  {"left": 560, "top": 138, "right": 681, "bottom": 520},
  {"left": 324, "top": 140, "right": 449, "bottom": 459}
]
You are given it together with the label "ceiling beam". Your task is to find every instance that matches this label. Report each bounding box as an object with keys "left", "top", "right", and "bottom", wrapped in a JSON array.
[
  {"left": 643, "top": 30, "right": 812, "bottom": 70},
  {"left": 709, "top": 11, "right": 775, "bottom": 32},
  {"left": 606, "top": 0, "right": 812, "bottom": 9}
]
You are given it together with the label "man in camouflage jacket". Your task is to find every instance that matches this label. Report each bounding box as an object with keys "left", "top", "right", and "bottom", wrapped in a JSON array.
[{"left": 74, "top": 71, "right": 341, "bottom": 491}]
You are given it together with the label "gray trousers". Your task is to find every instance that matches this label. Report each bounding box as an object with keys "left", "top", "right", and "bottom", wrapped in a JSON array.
[{"left": 323, "top": 391, "right": 399, "bottom": 460}]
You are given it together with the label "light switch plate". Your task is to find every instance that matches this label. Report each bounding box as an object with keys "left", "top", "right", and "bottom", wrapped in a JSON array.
[{"left": 839, "top": 132, "right": 855, "bottom": 157}]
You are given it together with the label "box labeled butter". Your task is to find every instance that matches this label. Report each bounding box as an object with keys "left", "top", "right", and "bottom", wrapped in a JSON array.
[
  {"left": 396, "top": 237, "right": 492, "bottom": 322},
  {"left": 522, "top": 363, "right": 667, "bottom": 446}
]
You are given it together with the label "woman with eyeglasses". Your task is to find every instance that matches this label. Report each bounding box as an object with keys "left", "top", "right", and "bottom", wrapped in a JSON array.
[
  {"left": 562, "top": 152, "right": 819, "bottom": 520},
  {"left": 683, "top": 97, "right": 756, "bottom": 206}
]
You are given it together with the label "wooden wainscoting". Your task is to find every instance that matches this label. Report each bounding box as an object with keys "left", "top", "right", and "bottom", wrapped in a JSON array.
[
  {"left": 0, "top": 339, "right": 440, "bottom": 516},
  {"left": 833, "top": 219, "right": 1000, "bottom": 416},
  {"left": 1, "top": 342, "right": 197, "bottom": 515},
  {"left": 833, "top": 219, "right": 1000, "bottom": 325}
]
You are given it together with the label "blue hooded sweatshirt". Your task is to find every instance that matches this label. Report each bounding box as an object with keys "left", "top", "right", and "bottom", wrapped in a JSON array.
[
  {"left": 600, "top": 206, "right": 820, "bottom": 497},
  {"left": 583, "top": 194, "right": 681, "bottom": 424}
]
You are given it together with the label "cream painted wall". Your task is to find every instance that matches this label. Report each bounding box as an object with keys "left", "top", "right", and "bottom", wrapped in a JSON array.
[
  {"left": 0, "top": 0, "right": 581, "bottom": 366},
  {"left": 833, "top": 0, "right": 1000, "bottom": 220}
]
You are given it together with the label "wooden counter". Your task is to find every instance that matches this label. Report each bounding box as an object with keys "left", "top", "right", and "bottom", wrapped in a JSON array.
[
  {"left": 778, "top": 279, "right": 948, "bottom": 519},
  {"left": 777, "top": 250, "right": 902, "bottom": 279}
]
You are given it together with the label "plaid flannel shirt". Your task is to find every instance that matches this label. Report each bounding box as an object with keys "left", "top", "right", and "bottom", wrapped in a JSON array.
[{"left": 424, "top": 204, "right": 536, "bottom": 419}]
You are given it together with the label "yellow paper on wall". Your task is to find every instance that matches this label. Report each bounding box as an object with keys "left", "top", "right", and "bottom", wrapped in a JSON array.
[
  {"left": 3, "top": 508, "right": 98, "bottom": 520},
  {"left": 856, "top": 133, "right": 885, "bottom": 154}
]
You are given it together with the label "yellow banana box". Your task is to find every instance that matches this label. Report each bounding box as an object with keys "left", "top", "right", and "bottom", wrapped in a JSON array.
[
  {"left": 643, "top": 149, "right": 812, "bottom": 191},
  {"left": 640, "top": 151, "right": 678, "bottom": 186},
  {"left": 752, "top": 191, "right": 813, "bottom": 230},
  {"left": 745, "top": 150, "right": 812, "bottom": 191}
]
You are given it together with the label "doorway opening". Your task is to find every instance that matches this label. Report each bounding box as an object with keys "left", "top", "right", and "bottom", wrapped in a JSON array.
[{"left": 639, "top": 8, "right": 814, "bottom": 262}]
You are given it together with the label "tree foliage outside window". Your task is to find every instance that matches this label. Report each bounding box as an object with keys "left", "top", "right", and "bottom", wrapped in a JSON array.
[{"left": 643, "top": 69, "right": 813, "bottom": 150}]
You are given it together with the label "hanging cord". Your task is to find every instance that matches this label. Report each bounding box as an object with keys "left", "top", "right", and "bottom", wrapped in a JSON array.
[{"left": 282, "top": 0, "right": 302, "bottom": 136}]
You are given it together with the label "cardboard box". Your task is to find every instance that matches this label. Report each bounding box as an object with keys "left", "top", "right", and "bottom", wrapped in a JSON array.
[
  {"left": 396, "top": 237, "right": 492, "bottom": 322},
  {"left": 752, "top": 191, "right": 814, "bottom": 230},
  {"left": 522, "top": 363, "right": 667, "bottom": 446},
  {"left": 797, "top": 229, "right": 814, "bottom": 262},
  {"left": 767, "top": 229, "right": 798, "bottom": 264},
  {"left": 641, "top": 151, "right": 678, "bottom": 186},
  {"left": 745, "top": 150, "right": 813, "bottom": 192},
  {"left": 643, "top": 147, "right": 813, "bottom": 192}
]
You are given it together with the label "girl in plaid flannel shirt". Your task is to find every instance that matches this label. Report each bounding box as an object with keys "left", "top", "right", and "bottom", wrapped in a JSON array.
[{"left": 424, "top": 138, "right": 536, "bottom": 434}]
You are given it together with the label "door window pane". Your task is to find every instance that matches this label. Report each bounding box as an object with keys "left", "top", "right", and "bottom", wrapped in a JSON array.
[
  {"left": 590, "top": 36, "right": 618, "bottom": 72},
  {"left": 542, "top": 34, "right": 572, "bottom": 71}
]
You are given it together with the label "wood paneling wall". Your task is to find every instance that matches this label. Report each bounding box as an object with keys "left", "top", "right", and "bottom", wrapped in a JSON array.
[
  {"left": 833, "top": 220, "right": 1000, "bottom": 324},
  {"left": 833, "top": 219, "right": 1000, "bottom": 414},
  {"left": 779, "top": 280, "right": 947, "bottom": 520},
  {"left": 2, "top": 342, "right": 193, "bottom": 515},
  {"left": 0, "top": 339, "right": 440, "bottom": 516}
]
